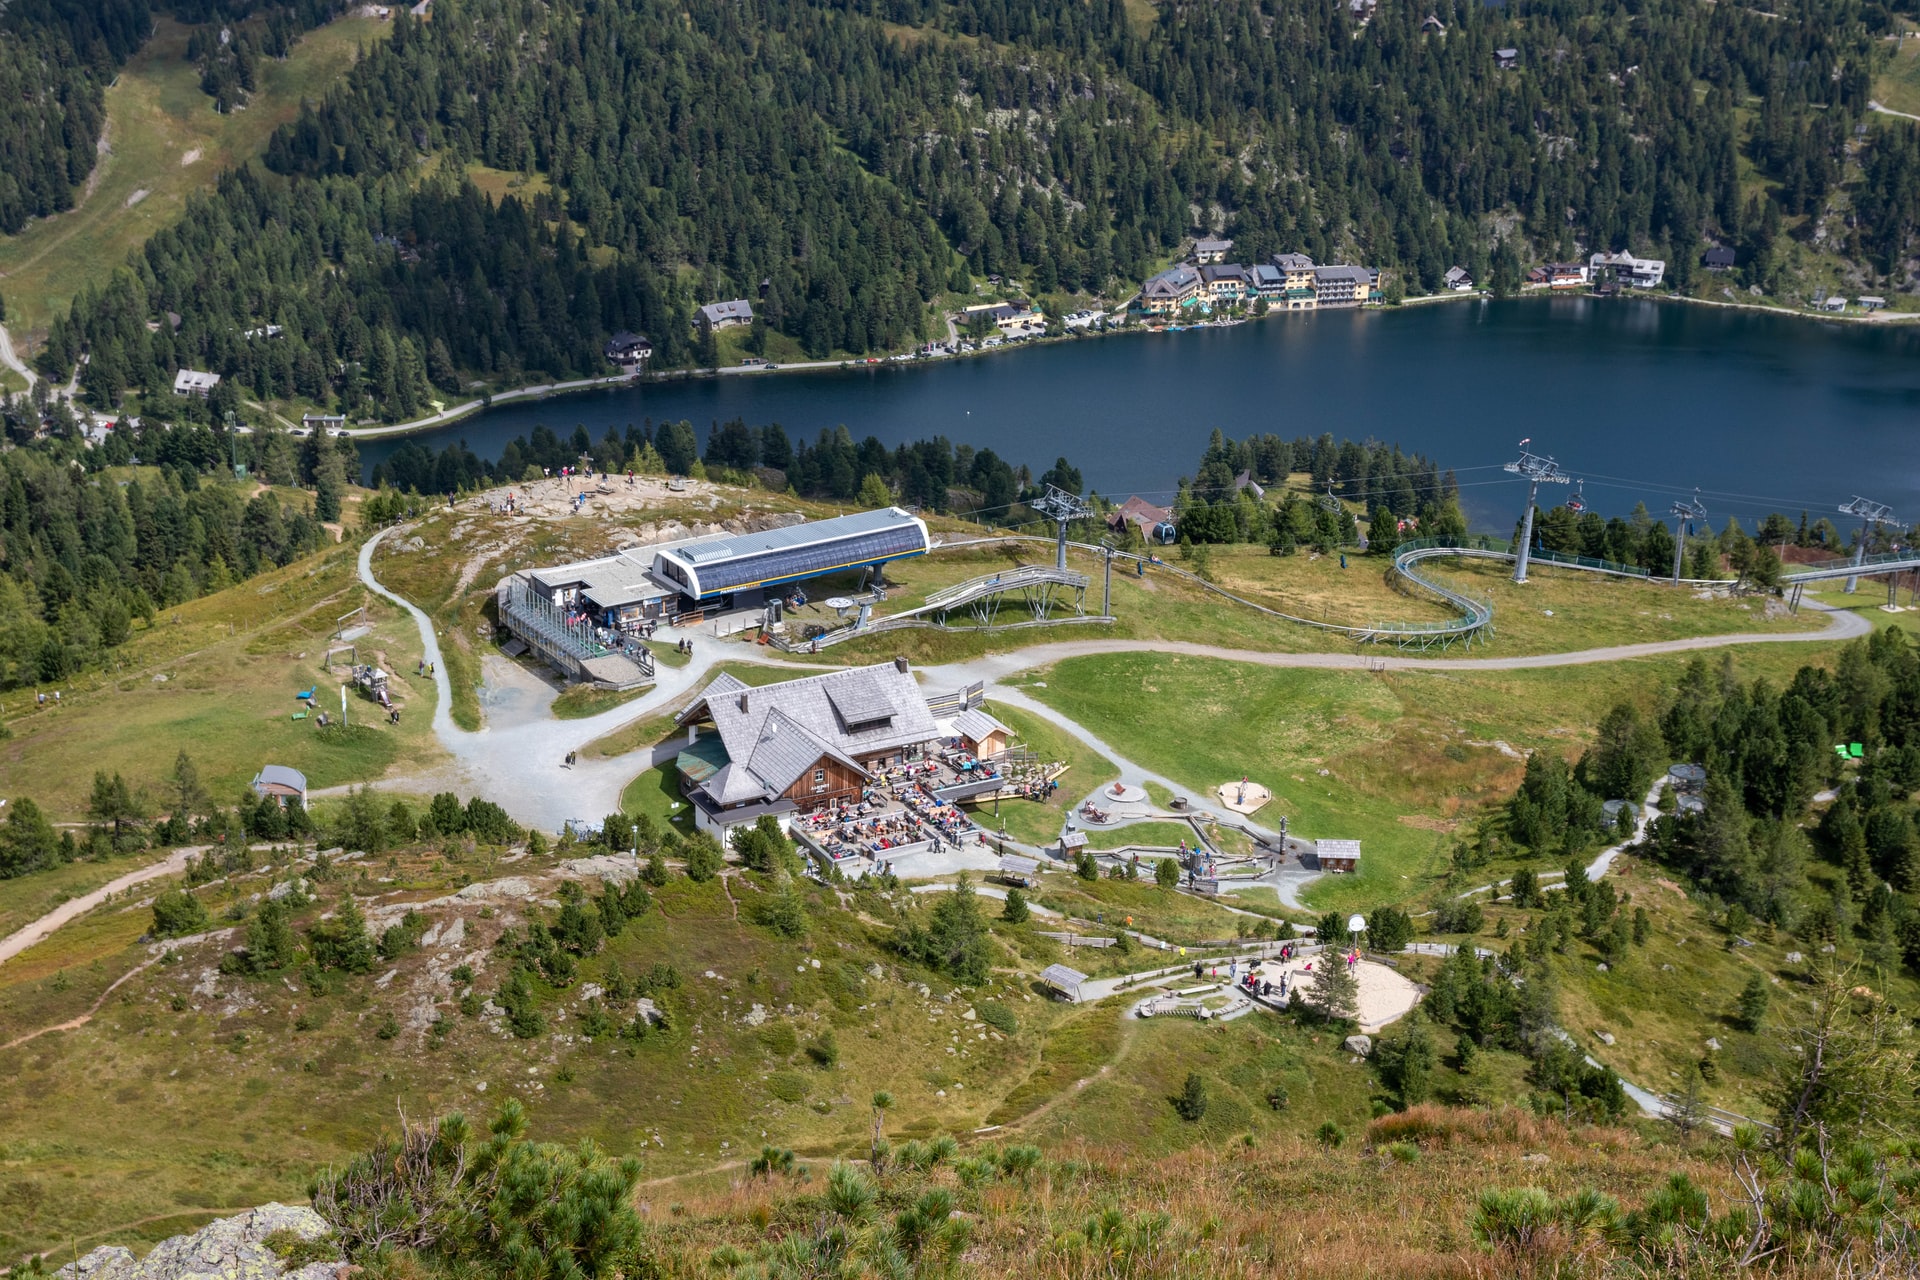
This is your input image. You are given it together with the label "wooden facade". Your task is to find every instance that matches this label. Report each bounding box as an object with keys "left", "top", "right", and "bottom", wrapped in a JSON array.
[{"left": 779, "top": 754, "right": 867, "bottom": 809}]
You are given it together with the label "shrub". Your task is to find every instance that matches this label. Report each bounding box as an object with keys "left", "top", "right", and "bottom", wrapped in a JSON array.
[
  {"left": 1384, "top": 1141, "right": 1420, "bottom": 1164},
  {"left": 1473, "top": 1187, "right": 1555, "bottom": 1252},
  {"left": 768, "top": 1072, "right": 810, "bottom": 1103},
  {"left": 1170, "top": 1072, "right": 1208, "bottom": 1122},
  {"left": 262, "top": 1229, "right": 339, "bottom": 1269},
  {"left": 804, "top": 1030, "right": 839, "bottom": 1068},
  {"left": 760, "top": 1021, "right": 799, "bottom": 1058},
  {"left": 976, "top": 1000, "right": 1018, "bottom": 1035},
  {"left": 1431, "top": 898, "right": 1485, "bottom": 935},
  {"left": 150, "top": 888, "right": 210, "bottom": 939},
  {"left": 683, "top": 832, "right": 723, "bottom": 882},
  {"left": 1316, "top": 1120, "right": 1346, "bottom": 1148},
  {"left": 312, "top": 1104, "right": 643, "bottom": 1271},
  {"left": 1265, "top": 1084, "right": 1290, "bottom": 1111}
]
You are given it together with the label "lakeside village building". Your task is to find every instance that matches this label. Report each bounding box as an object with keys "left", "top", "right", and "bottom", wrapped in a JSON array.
[
  {"left": 1140, "top": 252, "right": 1378, "bottom": 316},
  {"left": 496, "top": 507, "right": 932, "bottom": 687}
]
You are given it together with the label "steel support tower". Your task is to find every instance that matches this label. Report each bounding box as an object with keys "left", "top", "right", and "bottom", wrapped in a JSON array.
[
  {"left": 1839, "top": 496, "right": 1894, "bottom": 594},
  {"left": 1503, "top": 445, "right": 1570, "bottom": 583},
  {"left": 1670, "top": 492, "right": 1707, "bottom": 583},
  {"left": 1032, "top": 484, "right": 1093, "bottom": 570}
]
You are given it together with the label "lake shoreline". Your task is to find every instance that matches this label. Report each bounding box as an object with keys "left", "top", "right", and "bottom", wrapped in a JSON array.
[{"left": 344, "top": 285, "right": 1920, "bottom": 447}]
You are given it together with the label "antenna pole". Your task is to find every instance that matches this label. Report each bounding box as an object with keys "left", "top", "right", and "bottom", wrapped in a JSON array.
[
  {"left": 1503, "top": 445, "right": 1570, "bottom": 584},
  {"left": 1838, "top": 496, "right": 1894, "bottom": 594}
]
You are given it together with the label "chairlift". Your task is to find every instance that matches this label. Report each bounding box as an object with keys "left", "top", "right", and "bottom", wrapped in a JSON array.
[{"left": 1564, "top": 480, "right": 1586, "bottom": 515}]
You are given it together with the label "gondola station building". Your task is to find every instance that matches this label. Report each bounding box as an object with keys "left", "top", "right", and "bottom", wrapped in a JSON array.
[{"left": 497, "top": 507, "right": 932, "bottom": 683}]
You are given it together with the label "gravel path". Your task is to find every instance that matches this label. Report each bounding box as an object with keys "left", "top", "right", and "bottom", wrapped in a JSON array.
[{"left": 0, "top": 847, "right": 199, "bottom": 968}]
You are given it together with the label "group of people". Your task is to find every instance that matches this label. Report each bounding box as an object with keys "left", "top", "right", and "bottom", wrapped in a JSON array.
[{"left": 802, "top": 802, "right": 925, "bottom": 861}]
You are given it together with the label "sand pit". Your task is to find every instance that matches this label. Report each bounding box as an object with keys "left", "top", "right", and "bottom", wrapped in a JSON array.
[
  {"left": 1256, "top": 954, "right": 1422, "bottom": 1032},
  {"left": 1216, "top": 779, "right": 1272, "bottom": 816}
]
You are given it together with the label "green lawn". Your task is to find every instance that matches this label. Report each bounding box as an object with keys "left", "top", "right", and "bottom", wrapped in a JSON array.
[
  {"left": 1034, "top": 874, "right": 1274, "bottom": 943},
  {"left": 0, "top": 15, "right": 391, "bottom": 338},
  {"left": 621, "top": 764, "right": 695, "bottom": 833},
  {"left": 0, "top": 852, "right": 167, "bottom": 942},
  {"left": 1083, "top": 820, "right": 1197, "bottom": 850},
  {"left": 798, "top": 538, "right": 1822, "bottom": 671},
  {"left": 1874, "top": 35, "right": 1920, "bottom": 117},
  {"left": 1019, "top": 644, "right": 1846, "bottom": 915}
]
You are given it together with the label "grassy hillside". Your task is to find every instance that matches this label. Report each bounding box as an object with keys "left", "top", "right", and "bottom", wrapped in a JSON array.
[
  {"left": 0, "top": 535, "right": 444, "bottom": 819},
  {"left": 0, "top": 842, "right": 1367, "bottom": 1259},
  {"left": 0, "top": 15, "right": 391, "bottom": 341},
  {"left": 1015, "top": 645, "right": 1837, "bottom": 915},
  {"left": 4, "top": 825, "right": 1904, "bottom": 1274}
]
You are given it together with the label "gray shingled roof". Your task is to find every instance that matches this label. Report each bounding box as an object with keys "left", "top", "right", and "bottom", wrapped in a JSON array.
[
  {"left": 951, "top": 708, "right": 1011, "bottom": 744},
  {"left": 677, "top": 663, "right": 939, "bottom": 807}
]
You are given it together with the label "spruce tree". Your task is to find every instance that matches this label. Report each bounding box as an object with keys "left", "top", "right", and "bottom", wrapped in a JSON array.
[{"left": 1307, "top": 952, "right": 1360, "bottom": 1024}]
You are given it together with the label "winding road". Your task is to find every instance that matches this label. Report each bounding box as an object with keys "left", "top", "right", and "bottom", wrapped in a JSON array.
[{"left": 0, "top": 321, "right": 35, "bottom": 392}]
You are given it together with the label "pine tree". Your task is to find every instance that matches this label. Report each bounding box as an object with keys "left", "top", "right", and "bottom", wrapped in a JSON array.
[
  {"left": 1001, "top": 887, "right": 1029, "bottom": 922},
  {"left": 308, "top": 893, "right": 376, "bottom": 973},
  {"left": 683, "top": 832, "right": 724, "bottom": 882},
  {"left": 1307, "top": 953, "right": 1360, "bottom": 1024},
  {"left": 240, "top": 900, "right": 297, "bottom": 974},
  {"left": 1736, "top": 973, "right": 1770, "bottom": 1032}
]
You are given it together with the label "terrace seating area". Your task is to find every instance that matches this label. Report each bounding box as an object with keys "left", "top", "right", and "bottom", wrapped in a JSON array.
[{"left": 793, "top": 763, "right": 988, "bottom": 867}]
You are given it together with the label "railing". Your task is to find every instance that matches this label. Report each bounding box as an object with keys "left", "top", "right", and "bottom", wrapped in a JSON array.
[
  {"left": 499, "top": 580, "right": 615, "bottom": 660},
  {"left": 498, "top": 579, "right": 655, "bottom": 681},
  {"left": 917, "top": 564, "right": 1089, "bottom": 614},
  {"left": 1781, "top": 549, "right": 1920, "bottom": 583}
]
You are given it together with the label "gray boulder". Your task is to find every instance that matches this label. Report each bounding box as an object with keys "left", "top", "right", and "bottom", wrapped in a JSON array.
[
  {"left": 56, "top": 1204, "right": 341, "bottom": 1280},
  {"left": 1343, "top": 1034, "right": 1373, "bottom": 1056}
]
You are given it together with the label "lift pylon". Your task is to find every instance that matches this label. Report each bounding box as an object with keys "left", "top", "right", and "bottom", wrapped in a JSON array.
[
  {"left": 1839, "top": 496, "right": 1894, "bottom": 594},
  {"left": 1503, "top": 440, "right": 1570, "bottom": 584}
]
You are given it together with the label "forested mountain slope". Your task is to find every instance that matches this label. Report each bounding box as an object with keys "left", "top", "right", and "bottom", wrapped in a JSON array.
[
  {"left": 0, "top": 0, "right": 153, "bottom": 235},
  {"left": 36, "top": 0, "right": 1920, "bottom": 416}
]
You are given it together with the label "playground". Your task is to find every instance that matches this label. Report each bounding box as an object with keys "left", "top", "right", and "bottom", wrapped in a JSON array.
[{"left": 1255, "top": 950, "right": 1424, "bottom": 1033}]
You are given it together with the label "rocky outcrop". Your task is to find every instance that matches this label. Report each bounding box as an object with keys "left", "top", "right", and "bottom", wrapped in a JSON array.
[{"left": 55, "top": 1204, "right": 342, "bottom": 1280}]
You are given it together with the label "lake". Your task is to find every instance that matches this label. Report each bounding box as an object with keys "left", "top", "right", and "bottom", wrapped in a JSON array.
[{"left": 357, "top": 297, "right": 1920, "bottom": 531}]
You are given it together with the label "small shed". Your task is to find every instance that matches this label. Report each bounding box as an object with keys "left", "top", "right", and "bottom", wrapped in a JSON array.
[
  {"left": 1041, "top": 963, "right": 1088, "bottom": 1002},
  {"left": 1059, "top": 830, "right": 1089, "bottom": 856},
  {"left": 1494, "top": 47, "right": 1520, "bottom": 68},
  {"left": 1703, "top": 247, "right": 1737, "bottom": 271},
  {"left": 1316, "top": 838, "right": 1362, "bottom": 873},
  {"left": 952, "top": 707, "right": 1012, "bottom": 758},
  {"left": 999, "top": 854, "right": 1040, "bottom": 887},
  {"left": 252, "top": 765, "right": 308, "bottom": 808}
]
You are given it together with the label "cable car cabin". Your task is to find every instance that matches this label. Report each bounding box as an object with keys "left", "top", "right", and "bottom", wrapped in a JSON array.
[{"left": 1150, "top": 521, "right": 1178, "bottom": 545}]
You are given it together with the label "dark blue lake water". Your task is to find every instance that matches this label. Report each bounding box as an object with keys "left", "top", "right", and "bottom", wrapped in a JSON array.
[{"left": 357, "top": 296, "right": 1920, "bottom": 530}]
